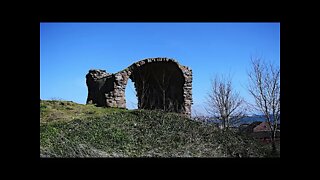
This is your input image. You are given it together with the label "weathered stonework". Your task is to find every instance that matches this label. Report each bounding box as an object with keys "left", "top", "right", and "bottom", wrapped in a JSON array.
[{"left": 86, "top": 57, "right": 193, "bottom": 117}]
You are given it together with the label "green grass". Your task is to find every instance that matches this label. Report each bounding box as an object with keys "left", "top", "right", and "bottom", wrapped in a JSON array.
[
  {"left": 40, "top": 100, "right": 126, "bottom": 123},
  {"left": 40, "top": 100, "right": 274, "bottom": 157}
]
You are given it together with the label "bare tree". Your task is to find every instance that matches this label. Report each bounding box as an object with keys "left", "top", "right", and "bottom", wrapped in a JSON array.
[
  {"left": 154, "top": 69, "right": 173, "bottom": 111},
  {"left": 134, "top": 67, "right": 151, "bottom": 109},
  {"left": 205, "top": 75, "right": 247, "bottom": 129},
  {"left": 247, "top": 57, "right": 280, "bottom": 153}
]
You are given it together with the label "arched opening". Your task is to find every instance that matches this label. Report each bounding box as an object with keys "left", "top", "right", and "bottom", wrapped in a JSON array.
[
  {"left": 85, "top": 58, "right": 192, "bottom": 117},
  {"left": 125, "top": 78, "right": 138, "bottom": 109},
  {"left": 130, "top": 61, "right": 185, "bottom": 113}
]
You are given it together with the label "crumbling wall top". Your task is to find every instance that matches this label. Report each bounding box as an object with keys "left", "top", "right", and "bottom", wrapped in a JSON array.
[{"left": 86, "top": 69, "right": 111, "bottom": 80}]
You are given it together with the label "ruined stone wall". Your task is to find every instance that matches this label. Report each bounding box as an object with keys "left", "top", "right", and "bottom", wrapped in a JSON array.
[{"left": 86, "top": 57, "right": 193, "bottom": 117}]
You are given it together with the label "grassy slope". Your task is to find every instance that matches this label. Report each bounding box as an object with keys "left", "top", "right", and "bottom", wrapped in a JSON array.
[{"left": 40, "top": 100, "right": 271, "bottom": 157}]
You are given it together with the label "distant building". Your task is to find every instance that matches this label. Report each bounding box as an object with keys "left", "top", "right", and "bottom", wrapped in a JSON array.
[
  {"left": 239, "top": 121, "right": 280, "bottom": 143},
  {"left": 253, "top": 121, "right": 272, "bottom": 132},
  {"left": 239, "top": 121, "right": 262, "bottom": 134}
]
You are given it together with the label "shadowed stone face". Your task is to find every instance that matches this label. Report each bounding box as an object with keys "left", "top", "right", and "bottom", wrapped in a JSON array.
[
  {"left": 130, "top": 61, "right": 185, "bottom": 113},
  {"left": 86, "top": 70, "right": 111, "bottom": 106},
  {"left": 86, "top": 58, "right": 192, "bottom": 117}
]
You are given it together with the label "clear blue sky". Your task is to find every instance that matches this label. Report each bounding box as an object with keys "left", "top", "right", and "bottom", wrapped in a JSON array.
[{"left": 40, "top": 22, "right": 280, "bottom": 116}]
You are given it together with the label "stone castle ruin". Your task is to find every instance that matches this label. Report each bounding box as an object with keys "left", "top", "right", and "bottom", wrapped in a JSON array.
[{"left": 86, "top": 57, "right": 193, "bottom": 117}]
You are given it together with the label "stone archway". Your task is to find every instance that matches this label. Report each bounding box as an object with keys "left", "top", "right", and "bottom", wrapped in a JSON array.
[{"left": 86, "top": 57, "right": 192, "bottom": 117}]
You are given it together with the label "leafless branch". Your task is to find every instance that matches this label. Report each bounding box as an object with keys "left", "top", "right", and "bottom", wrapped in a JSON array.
[
  {"left": 247, "top": 57, "right": 280, "bottom": 152},
  {"left": 205, "top": 74, "right": 247, "bottom": 129}
]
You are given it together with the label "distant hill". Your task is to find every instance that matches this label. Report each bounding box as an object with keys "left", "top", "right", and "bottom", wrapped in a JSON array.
[
  {"left": 239, "top": 115, "right": 266, "bottom": 124},
  {"left": 40, "top": 100, "right": 277, "bottom": 157},
  {"left": 193, "top": 115, "right": 280, "bottom": 127},
  {"left": 239, "top": 115, "right": 280, "bottom": 125}
]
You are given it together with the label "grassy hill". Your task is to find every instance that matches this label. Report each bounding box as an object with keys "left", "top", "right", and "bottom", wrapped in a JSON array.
[{"left": 40, "top": 100, "right": 274, "bottom": 157}]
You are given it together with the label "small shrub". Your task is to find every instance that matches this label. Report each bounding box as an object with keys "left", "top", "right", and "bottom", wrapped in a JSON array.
[
  {"left": 65, "top": 107, "right": 73, "bottom": 110},
  {"left": 85, "top": 111, "right": 94, "bottom": 114}
]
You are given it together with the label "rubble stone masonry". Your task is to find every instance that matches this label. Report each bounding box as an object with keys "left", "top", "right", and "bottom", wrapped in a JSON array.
[{"left": 86, "top": 57, "right": 193, "bottom": 117}]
